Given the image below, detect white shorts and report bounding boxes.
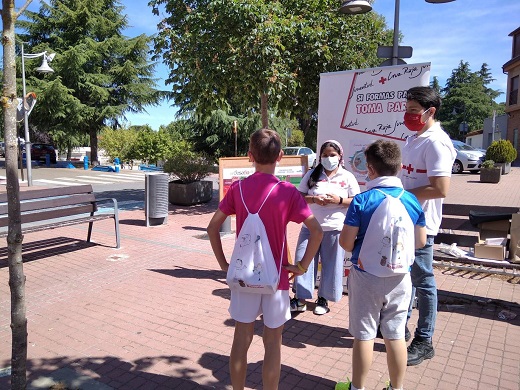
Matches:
[348,266,412,340]
[229,289,291,329]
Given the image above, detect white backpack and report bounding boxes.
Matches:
[357,189,415,277]
[226,180,284,294]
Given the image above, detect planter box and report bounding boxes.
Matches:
[480,167,501,183]
[494,162,511,175]
[168,180,213,206]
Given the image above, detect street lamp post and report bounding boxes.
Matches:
[20,43,55,186]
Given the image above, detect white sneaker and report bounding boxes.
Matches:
[313,297,330,315]
[290,297,307,312]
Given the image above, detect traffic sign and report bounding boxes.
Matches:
[377,46,413,59]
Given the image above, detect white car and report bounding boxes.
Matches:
[451,140,486,174]
[282,146,316,169]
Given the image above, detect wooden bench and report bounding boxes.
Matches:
[0,184,120,248]
[433,203,520,274]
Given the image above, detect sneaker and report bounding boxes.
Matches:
[335,378,351,390]
[290,297,307,312]
[313,296,330,315]
[405,326,411,342]
[407,337,435,366]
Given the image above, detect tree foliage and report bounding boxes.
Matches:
[438,61,503,139]
[149,0,392,137]
[19,0,164,161]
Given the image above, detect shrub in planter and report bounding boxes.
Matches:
[486,140,517,174]
[163,146,214,205]
[480,159,501,183]
[486,140,517,163]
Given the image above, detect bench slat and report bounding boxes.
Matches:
[0,214,114,237]
[0,204,96,227]
[0,184,94,203]
[0,193,96,215]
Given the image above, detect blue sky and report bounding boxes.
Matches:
[25,0,520,130]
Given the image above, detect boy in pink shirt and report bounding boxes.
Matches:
[207,128,323,389]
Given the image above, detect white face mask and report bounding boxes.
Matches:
[321,156,339,171]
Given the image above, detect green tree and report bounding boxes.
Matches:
[132,125,173,165]
[438,61,502,139]
[149,0,392,136]
[19,0,163,162]
[99,126,138,162]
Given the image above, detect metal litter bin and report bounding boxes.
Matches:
[145,172,169,226]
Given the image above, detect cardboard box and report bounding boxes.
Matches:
[474,242,506,260]
[474,220,509,260]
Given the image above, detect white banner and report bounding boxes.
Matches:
[318,63,431,185]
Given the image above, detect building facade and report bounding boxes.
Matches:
[503,26,520,159]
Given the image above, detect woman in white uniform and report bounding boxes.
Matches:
[290,140,360,315]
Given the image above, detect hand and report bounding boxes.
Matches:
[314,196,327,206]
[284,264,305,280]
[325,194,338,204]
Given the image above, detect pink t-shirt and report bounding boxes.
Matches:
[219,172,312,290]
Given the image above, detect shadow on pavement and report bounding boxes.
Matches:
[0,237,95,268]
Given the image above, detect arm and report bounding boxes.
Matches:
[339,224,358,252]
[206,209,230,271]
[408,176,451,202]
[284,215,323,277]
[415,225,427,249]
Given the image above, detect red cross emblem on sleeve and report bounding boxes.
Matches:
[403,164,414,174]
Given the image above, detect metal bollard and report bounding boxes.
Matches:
[114,157,121,173]
[84,155,89,170]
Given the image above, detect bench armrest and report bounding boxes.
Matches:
[94,197,119,213]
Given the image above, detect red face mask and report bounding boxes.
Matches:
[403,108,431,131]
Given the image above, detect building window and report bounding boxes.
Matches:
[514,33,520,59]
[510,76,519,105]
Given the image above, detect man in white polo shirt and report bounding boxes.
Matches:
[400,86,456,366]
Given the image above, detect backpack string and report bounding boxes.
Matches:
[238,179,281,214]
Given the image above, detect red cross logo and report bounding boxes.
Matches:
[403,164,414,174]
[339,181,346,187]
[379,76,387,85]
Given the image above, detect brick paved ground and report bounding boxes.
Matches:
[0,168,519,389]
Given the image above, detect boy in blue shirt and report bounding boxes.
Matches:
[338,140,426,390]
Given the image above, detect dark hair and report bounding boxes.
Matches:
[364,139,401,177]
[308,141,342,188]
[249,128,281,165]
[406,86,441,118]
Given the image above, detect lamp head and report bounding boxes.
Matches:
[339,0,372,14]
[35,52,55,74]
[35,57,54,74]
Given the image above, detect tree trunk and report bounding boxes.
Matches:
[89,127,99,163]
[2,1,30,389]
[260,93,268,128]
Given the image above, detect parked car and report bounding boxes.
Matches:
[282,146,316,169]
[30,143,57,164]
[0,142,5,157]
[451,140,485,174]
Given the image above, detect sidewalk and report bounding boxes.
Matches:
[0,170,519,389]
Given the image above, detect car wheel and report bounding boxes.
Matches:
[452,160,463,174]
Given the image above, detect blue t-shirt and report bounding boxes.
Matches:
[344,186,426,268]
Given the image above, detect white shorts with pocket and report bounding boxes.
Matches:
[229,289,291,329]
[348,266,412,340]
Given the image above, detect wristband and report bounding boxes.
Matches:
[339,196,343,205]
[296,262,308,273]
